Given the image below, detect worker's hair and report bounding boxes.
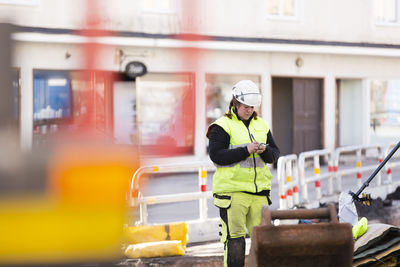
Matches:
[224,97,258,120]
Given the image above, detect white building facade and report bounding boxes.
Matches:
[3,0,400,164]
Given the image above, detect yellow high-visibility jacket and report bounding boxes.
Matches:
[208,112,273,194]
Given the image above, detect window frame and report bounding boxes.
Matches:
[140,0,178,15]
[136,71,196,156]
[204,73,263,125]
[369,78,400,144]
[265,0,301,21]
[373,0,400,26]
[31,69,120,143]
[32,69,74,123]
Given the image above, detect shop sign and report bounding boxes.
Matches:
[125,61,147,78]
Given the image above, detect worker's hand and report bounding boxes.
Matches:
[247,142,260,154]
[255,143,267,154]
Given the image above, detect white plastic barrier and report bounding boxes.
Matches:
[129,162,222,243]
[129,161,215,225]
[333,144,385,192]
[277,154,299,209]
[277,143,400,209]
[298,149,334,207]
[384,143,400,193]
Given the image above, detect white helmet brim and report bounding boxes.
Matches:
[234,93,262,107]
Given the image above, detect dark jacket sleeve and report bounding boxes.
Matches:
[259,131,280,164]
[207,124,250,165]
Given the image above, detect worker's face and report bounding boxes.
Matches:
[237,103,254,120]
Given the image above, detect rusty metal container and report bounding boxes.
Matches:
[248,205,354,267]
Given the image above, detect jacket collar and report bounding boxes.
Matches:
[231,107,254,125]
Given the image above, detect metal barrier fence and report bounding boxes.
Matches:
[129,161,215,225]
[278,143,400,209]
[333,144,384,191]
[298,149,334,208]
[128,143,400,224]
[277,154,299,209]
[384,143,400,193]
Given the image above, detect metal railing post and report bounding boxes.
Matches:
[293,159,300,206]
[377,148,383,186]
[356,149,362,188]
[285,160,293,208]
[385,143,395,194]
[327,156,334,195]
[333,148,342,193]
[313,155,321,200]
[277,156,287,209]
[198,167,208,221]
[138,192,147,225]
[298,153,308,203]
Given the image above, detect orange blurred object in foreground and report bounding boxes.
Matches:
[48,142,137,207]
[0,0,141,264]
[0,142,139,265]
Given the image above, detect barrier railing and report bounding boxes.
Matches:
[277,143,400,209]
[129,161,215,225]
[298,149,334,207]
[333,144,384,192]
[384,143,400,193]
[131,143,400,222]
[277,154,299,209]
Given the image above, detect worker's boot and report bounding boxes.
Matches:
[226,236,245,267]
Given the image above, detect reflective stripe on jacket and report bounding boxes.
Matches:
[209,113,273,194]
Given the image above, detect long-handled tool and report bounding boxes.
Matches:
[338,141,400,224]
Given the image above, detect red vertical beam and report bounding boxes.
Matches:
[78,0,111,135]
[157,0,210,155]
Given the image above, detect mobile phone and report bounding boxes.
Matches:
[258,143,266,150]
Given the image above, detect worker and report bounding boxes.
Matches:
[206,80,280,267]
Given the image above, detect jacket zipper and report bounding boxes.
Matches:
[247,128,258,193]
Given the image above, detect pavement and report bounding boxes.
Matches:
[119,239,252,267]
[19,240,240,267]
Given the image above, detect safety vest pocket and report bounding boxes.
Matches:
[213,193,232,209]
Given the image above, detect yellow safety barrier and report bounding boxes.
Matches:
[124,222,188,246]
[124,240,185,258]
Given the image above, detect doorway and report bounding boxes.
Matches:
[272,77,323,156]
[336,79,363,146]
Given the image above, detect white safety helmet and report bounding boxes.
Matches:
[232,80,262,107]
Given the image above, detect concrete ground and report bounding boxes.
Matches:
[119,239,251,267]
[117,193,400,267]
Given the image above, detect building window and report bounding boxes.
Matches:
[136,73,195,156]
[140,0,176,13]
[370,80,400,144]
[33,71,72,122]
[374,0,400,24]
[113,80,137,145]
[267,0,297,18]
[206,74,262,127]
[338,79,364,146]
[32,70,116,147]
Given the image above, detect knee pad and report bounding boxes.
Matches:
[226,237,245,267]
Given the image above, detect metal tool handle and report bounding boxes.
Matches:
[261,204,338,226]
